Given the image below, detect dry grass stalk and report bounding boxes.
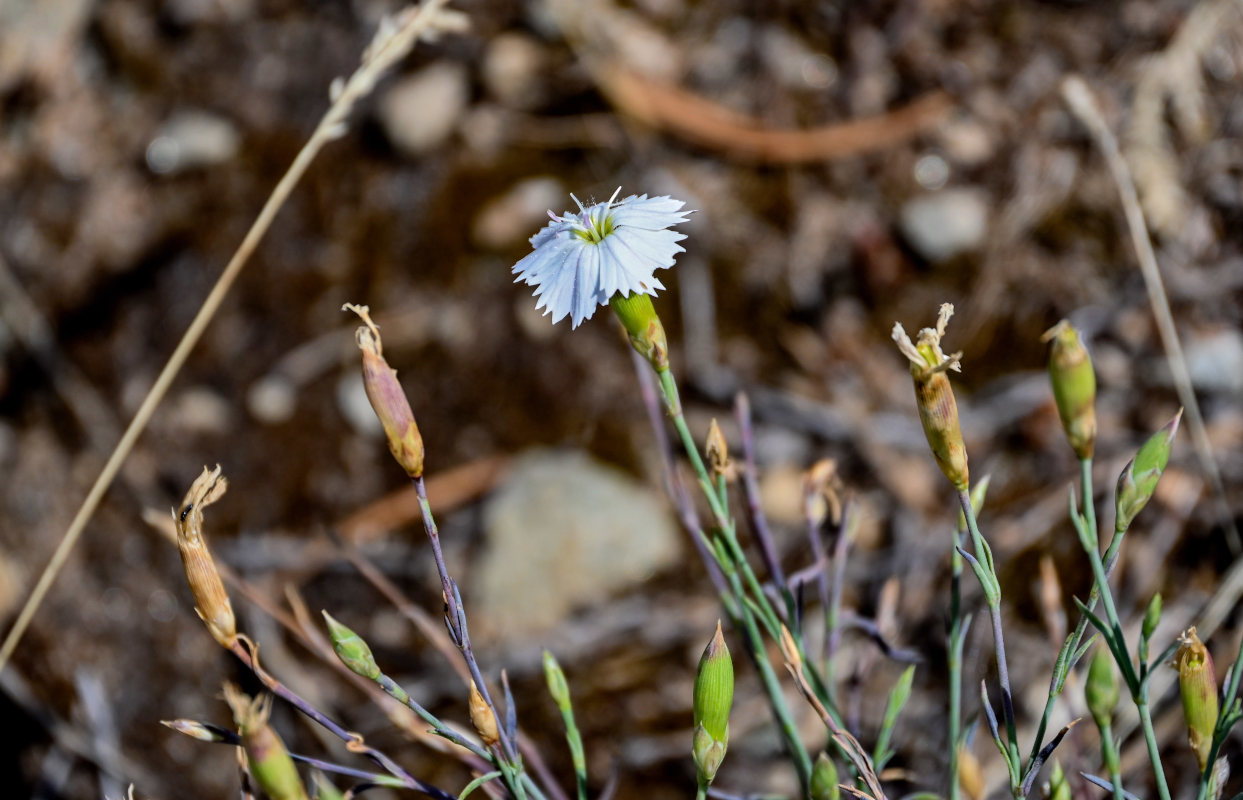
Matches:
[0,0,459,675]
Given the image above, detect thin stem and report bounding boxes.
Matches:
[228,640,452,799]
[412,476,525,800]
[1099,721,1124,800]
[1137,702,1173,800]
[375,675,491,761]
[695,784,707,800]
[948,524,965,800]
[0,0,454,676]
[726,564,813,796]
[824,508,852,708]
[736,393,791,606]
[957,491,1020,774]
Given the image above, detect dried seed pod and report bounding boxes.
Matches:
[344,303,425,478]
[893,304,969,491]
[705,419,730,477]
[1043,320,1097,460]
[223,684,309,800]
[175,465,236,649]
[468,681,500,747]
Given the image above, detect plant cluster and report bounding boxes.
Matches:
[161,189,1243,800]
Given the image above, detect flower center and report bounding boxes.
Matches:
[572,207,615,244]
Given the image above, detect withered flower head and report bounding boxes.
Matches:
[175,465,236,648]
[223,684,309,800]
[892,304,969,490]
[344,303,425,478]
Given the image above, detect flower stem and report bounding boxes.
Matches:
[1137,701,1172,800]
[948,524,966,800]
[1099,721,1124,800]
[957,490,1021,785]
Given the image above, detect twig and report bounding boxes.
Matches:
[0,0,458,676]
[1060,74,1240,555]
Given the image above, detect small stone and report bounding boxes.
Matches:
[379,62,470,157]
[475,449,680,640]
[1183,329,1243,395]
[247,375,297,424]
[898,188,989,262]
[337,373,382,436]
[472,177,564,249]
[482,33,545,109]
[146,110,241,174]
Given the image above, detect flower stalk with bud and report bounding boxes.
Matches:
[693,622,734,797]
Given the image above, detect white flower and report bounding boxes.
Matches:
[512,189,693,328]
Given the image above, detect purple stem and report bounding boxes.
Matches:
[734,392,788,593]
[825,500,854,666]
[412,476,521,766]
[631,351,729,598]
[228,640,452,799]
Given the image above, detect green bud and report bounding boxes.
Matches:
[1143,594,1163,641]
[1115,410,1181,532]
[610,292,669,372]
[1046,759,1071,800]
[312,773,347,800]
[542,650,571,710]
[1085,646,1119,730]
[322,611,381,681]
[161,718,236,743]
[1176,627,1219,773]
[1043,321,1097,460]
[224,684,309,800]
[810,753,840,800]
[692,621,733,786]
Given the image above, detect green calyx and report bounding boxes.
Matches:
[1115,410,1181,532]
[810,752,840,800]
[693,622,734,744]
[1044,320,1097,460]
[542,650,572,710]
[322,611,381,681]
[1085,646,1119,730]
[1143,593,1163,641]
[610,292,669,371]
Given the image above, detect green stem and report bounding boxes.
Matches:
[1100,721,1123,800]
[1137,701,1172,800]
[948,535,964,800]
[695,784,707,800]
[958,491,1021,783]
[726,564,813,796]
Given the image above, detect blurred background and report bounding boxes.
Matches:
[1,0,1242,797]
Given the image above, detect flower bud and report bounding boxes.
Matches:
[1115,410,1181,532]
[893,304,969,491]
[223,684,309,800]
[610,292,670,372]
[344,304,425,478]
[1175,627,1219,772]
[810,752,840,800]
[175,466,237,649]
[1045,759,1070,800]
[705,419,730,477]
[542,650,571,710]
[161,718,237,743]
[1043,320,1097,460]
[692,621,733,786]
[322,611,381,681]
[1085,646,1119,730]
[469,681,500,747]
[1143,593,1163,642]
